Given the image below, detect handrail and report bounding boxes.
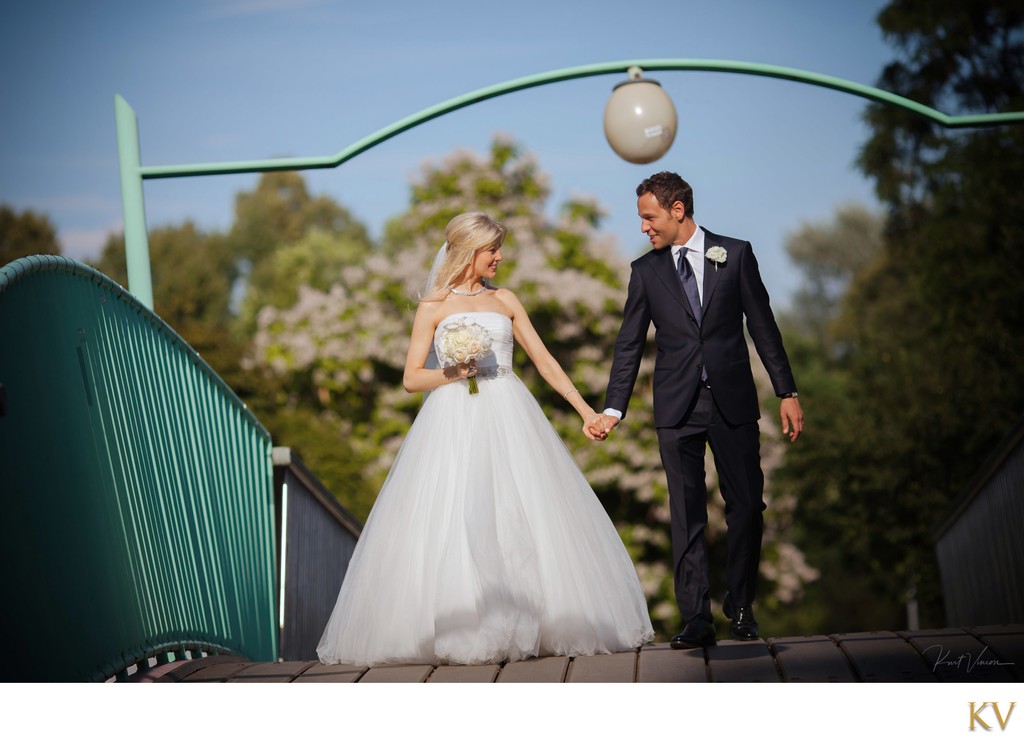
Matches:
[0,256,278,680]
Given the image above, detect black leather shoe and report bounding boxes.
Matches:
[670,618,716,649]
[723,592,760,640]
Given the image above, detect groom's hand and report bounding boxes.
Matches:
[583,413,606,440]
[584,413,619,441]
[780,397,803,443]
[584,413,618,441]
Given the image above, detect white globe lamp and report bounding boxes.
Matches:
[603,67,677,164]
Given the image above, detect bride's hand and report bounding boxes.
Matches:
[583,412,610,441]
[442,360,477,381]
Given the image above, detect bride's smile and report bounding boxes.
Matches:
[475,244,502,279]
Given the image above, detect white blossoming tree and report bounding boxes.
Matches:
[249,139,816,638]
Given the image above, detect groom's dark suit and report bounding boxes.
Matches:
[604,227,796,624]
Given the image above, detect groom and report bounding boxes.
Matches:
[587,171,803,649]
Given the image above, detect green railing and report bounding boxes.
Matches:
[0,256,278,681]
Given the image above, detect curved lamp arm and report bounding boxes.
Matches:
[117,58,1024,307]
[135,58,1024,181]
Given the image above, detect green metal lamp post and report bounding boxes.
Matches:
[115,57,1024,310]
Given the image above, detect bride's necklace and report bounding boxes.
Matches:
[447,283,488,296]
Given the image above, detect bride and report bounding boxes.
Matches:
[317,211,653,666]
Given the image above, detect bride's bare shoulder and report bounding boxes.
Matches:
[413,295,448,326]
[417,288,458,321]
[493,287,525,313]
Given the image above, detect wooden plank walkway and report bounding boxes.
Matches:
[143,625,1023,683]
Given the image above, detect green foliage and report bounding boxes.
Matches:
[229,172,374,336]
[776,0,1024,630]
[238,228,371,334]
[228,172,371,266]
[0,205,60,265]
[778,204,883,350]
[861,1,1024,208]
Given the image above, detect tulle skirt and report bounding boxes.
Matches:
[317,371,654,666]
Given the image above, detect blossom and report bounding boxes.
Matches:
[705,245,727,269]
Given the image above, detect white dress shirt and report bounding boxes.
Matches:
[672,225,706,307]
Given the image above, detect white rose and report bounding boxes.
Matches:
[705,246,727,265]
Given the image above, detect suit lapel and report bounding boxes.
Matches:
[700,227,722,314]
[650,248,692,315]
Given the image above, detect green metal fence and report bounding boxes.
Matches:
[0,256,278,681]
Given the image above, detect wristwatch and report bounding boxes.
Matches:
[779,392,799,399]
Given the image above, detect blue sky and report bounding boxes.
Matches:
[1,0,893,304]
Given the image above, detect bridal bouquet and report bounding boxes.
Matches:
[437,318,493,395]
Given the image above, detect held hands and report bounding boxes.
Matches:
[583,413,619,441]
[780,396,804,443]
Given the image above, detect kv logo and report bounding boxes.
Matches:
[969,702,1016,731]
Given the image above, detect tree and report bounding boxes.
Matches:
[0,205,60,266]
[773,206,898,632]
[778,204,884,350]
[779,0,1024,628]
[238,228,371,335]
[228,171,371,267]
[229,172,374,335]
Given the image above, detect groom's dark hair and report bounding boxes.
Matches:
[637,172,693,217]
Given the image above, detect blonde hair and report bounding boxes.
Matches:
[428,212,507,295]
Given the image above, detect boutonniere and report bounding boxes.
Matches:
[705,246,727,270]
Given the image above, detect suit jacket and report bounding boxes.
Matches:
[604,228,796,428]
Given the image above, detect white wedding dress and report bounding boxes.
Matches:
[317,312,653,666]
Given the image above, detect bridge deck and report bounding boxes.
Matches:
[138,624,1023,683]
